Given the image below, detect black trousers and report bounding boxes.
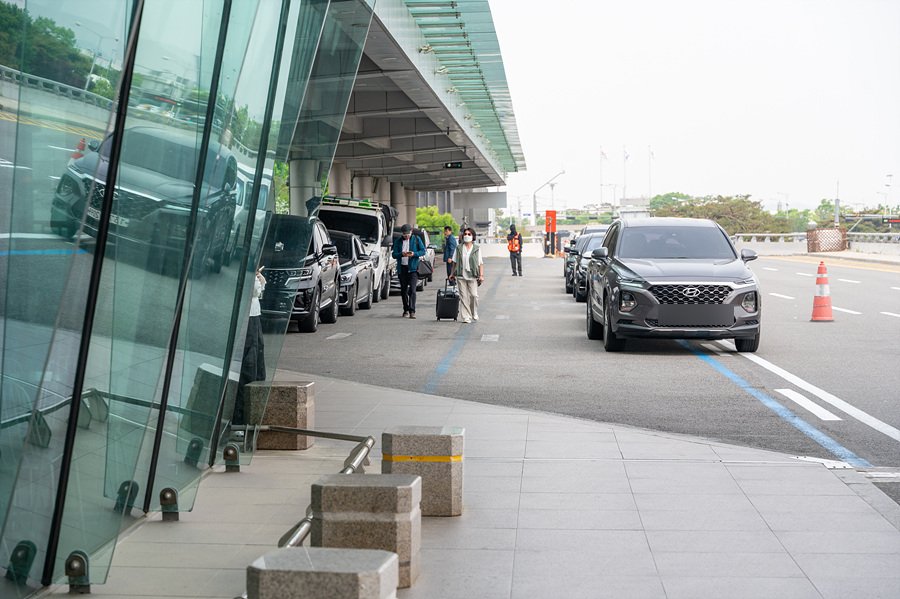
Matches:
[233,315,265,425]
[399,265,419,313]
[510,251,522,275]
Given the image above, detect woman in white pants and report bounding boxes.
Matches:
[448,227,484,323]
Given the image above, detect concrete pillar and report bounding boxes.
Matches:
[311,474,421,588]
[382,426,464,516]
[247,547,399,599]
[373,177,390,206]
[352,175,374,201]
[404,188,417,227]
[289,159,321,217]
[390,182,405,227]
[328,162,351,197]
[244,381,315,450]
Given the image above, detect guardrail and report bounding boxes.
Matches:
[0,64,115,109]
[847,232,900,243]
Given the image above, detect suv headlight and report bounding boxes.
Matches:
[340,273,352,284]
[741,291,757,312]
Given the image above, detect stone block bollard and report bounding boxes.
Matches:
[181,363,238,439]
[244,380,315,450]
[382,426,464,516]
[247,546,399,599]
[311,474,421,588]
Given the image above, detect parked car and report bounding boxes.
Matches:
[330,230,375,316]
[564,232,603,292]
[223,163,271,267]
[259,215,340,333]
[571,232,607,302]
[586,218,761,352]
[51,126,237,278]
[317,196,397,302]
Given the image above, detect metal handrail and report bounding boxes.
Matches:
[235,429,375,599]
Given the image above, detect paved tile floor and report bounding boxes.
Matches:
[45,371,900,599]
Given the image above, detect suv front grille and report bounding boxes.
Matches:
[89,185,161,221]
[266,269,291,288]
[649,284,732,305]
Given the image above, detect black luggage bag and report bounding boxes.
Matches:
[436,279,460,321]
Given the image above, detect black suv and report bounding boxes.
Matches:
[259,215,340,333]
[586,218,761,352]
[51,126,237,278]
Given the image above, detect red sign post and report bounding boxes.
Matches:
[545,210,557,255]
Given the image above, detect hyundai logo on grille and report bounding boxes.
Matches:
[682,288,700,298]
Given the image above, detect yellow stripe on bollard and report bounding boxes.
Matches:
[382,454,462,462]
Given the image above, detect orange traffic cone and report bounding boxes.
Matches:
[68,138,85,166]
[810,261,834,322]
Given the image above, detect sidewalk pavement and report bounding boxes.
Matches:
[58,370,900,599]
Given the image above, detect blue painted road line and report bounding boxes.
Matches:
[422,268,503,395]
[677,340,873,467]
[422,326,474,395]
[0,249,87,256]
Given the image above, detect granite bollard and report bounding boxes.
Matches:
[247,546,399,599]
[244,380,315,450]
[381,426,464,516]
[310,474,421,588]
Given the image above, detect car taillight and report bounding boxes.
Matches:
[620,291,637,313]
[741,291,757,312]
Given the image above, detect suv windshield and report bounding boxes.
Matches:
[333,236,353,260]
[317,211,379,244]
[618,226,737,260]
[261,216,314,267]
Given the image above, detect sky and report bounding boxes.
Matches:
[489,0,900,216]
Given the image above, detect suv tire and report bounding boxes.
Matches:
[735,332,760,353]
[360,280,373,309]
[340,283,357,316]
[321,278,339,324]
[586,293,603,340]
[300,287,321,333]
[602,296,626,352]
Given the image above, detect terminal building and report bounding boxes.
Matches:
[0,0,523,595]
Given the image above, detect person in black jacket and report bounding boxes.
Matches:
[507,224,523,276]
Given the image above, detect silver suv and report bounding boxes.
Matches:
[586,218,761,352]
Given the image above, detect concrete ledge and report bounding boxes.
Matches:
[382,426,464,516]
[245,381,315,450]
[311,474,421,588]
[181,363,238,440]
[247,547,398,599]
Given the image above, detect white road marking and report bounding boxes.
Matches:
[891,287,900,291]
[47,145,75,152]
[326,333,352,340]
[838,279,861,284]
[481,334,499,342]
[701,343,730,356]
[763,267,779,271]
[717,342,900,442]
[831,307,862,315]
[796,272,815,277]
[881,312,900,318]
[768,293,795,300]
[776,389,842,421]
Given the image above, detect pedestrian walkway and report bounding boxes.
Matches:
[50,370,900,599]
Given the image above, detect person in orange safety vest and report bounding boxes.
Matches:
[507,224,523,276]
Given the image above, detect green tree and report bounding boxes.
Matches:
[653,195,790,235]
[650,192,691,211]
[273,161,290,214]
[415,206,458,232]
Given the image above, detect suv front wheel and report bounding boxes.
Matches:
[300,287,320,333]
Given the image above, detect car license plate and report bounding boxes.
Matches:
[657,304,733,326]
[86,206,129,227]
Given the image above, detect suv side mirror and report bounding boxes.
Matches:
[740,248,758,262]
[591,247,608,260]
[88,140,101,153]
[322,244,338,256]
[381,234,392,247]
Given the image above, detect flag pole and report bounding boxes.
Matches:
[623,145,627,200]
[599,146,604,206]
[648,145,652,200]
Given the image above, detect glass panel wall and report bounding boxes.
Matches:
[0,1,132,594]
[0,0,378,594]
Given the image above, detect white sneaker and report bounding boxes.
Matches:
[462,319,471,324]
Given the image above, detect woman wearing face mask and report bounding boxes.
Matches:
[448,227,484,323]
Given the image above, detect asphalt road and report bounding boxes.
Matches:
[276,253,900,496]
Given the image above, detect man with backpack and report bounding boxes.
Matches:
[507,224,523,276]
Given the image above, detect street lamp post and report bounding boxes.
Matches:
[531,170,565,227]
[76,22,118,92]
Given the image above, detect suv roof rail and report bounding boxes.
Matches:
[322,196,380,211]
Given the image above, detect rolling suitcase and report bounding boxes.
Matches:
[436,279,460,321]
